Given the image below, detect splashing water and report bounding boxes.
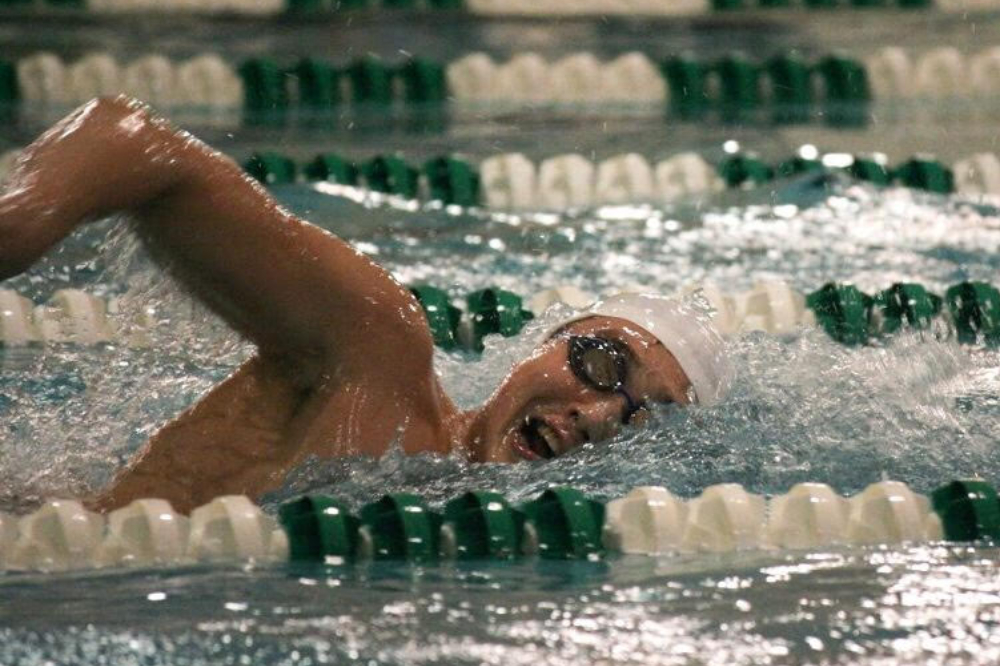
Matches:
[3,176,1000,665]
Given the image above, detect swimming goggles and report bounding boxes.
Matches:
[566,335,648,425]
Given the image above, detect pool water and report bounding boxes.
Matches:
[2,173,1000,664]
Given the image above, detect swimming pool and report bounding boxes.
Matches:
[2,168,1000,663]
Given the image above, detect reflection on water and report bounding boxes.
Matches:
[2,178,1000,664]
[2,545,1000,665]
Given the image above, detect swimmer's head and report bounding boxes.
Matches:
[462,293,732,462]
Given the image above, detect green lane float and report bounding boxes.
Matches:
[410,285,462,350]
[775,155,824,178]
[0,59,18,107]
[348,57,394,106]
[441,491,525,559]
[243,151,297,186]
[766,53,813,124]
[294,59,342,112]
[848,155,893,185]
[466,287,534,351]
[279,495,360,563]
[815,55,870,126]
[361,155,420,198]
[520,487,606,559]
[239,58,289,124]
[806,283,873,345]
[424,156,481,206]
[718,154,774,188]
[358,493,441,562]
[716,54,761,122]
[873,283,942,334]
[661,56,708,120]
[931,480,1000,542]
[894,157,955,194]
[397,58,447,104]
[304,153,359,185]
[945,282,1000,346]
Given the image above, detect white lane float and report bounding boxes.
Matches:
[953,153,1000,195]
[17,52,69,106]
[496,53,551,103]
[67,53,122,105]
[915,47,968,98]
[0,148,20,183]
[601,52,667,104]
[467,0,709,15]
[864,47,915,99]
[936,0,1000,11]
[846,481,942,545]
[970,47,1000,96]
[655,152,724,202]
[479,153,537,209]
[0,512,16,569]
[766,483,850,549]
[550,53,604,103]
[187,495,285,563]
[537,153,595,209]
[595,153,655,205]
[603,486,688,555]
[445,53,499,102]
[681,484,767,553]
[0,289,40,346]
[7,500,105,572]
[33,289,114,345]
[678,282,741,338]
[105,296,156,348]
[122,55,178,108]
[736,280,813,336]
[175,53,244,111]
[529,285,596,314]
[96,499,190,568]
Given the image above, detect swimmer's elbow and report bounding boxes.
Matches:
[90,94,152,120]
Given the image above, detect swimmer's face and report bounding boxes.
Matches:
[466,315,692,463]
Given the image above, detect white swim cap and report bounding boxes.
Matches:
[543,292,733,406]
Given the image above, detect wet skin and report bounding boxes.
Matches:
[0,97,690,513]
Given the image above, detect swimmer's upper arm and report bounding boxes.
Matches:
[141,161,435,377]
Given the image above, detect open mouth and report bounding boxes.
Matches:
[515,416,563,460]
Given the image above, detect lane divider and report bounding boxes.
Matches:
[245,149,993,205]
[2,0,952,16]
[6,477,1000,572]
[412,279,1000,350]
[0,288,154,347]
[5,47,1000,124]
[248,149,998,203]
[2,279,998,351]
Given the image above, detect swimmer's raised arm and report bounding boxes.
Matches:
[0,96,724,515]
[0,96,432,379]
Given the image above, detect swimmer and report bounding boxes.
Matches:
[0,97,731,513]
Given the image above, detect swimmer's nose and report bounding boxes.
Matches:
[571,395,631,444]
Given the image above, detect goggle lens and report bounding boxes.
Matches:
[568,336,628,392]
